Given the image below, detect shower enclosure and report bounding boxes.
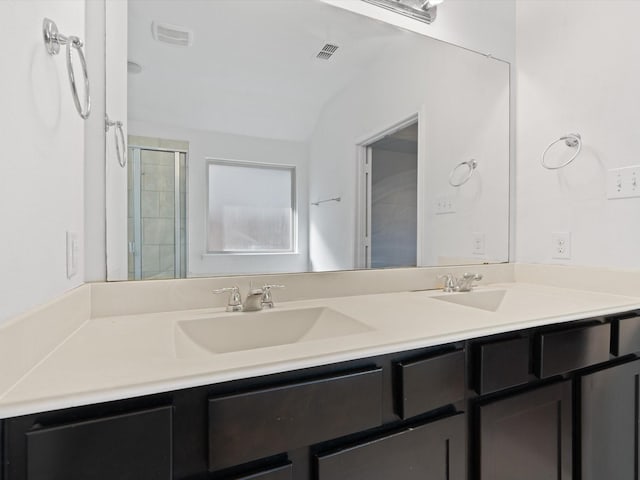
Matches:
[127,139,187,280]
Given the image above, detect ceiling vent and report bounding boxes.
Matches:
[316,43,339,60]
[151,21,193,47]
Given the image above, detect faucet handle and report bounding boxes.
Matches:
[462,272,483,281]
[438,274,457,292]
[213,286,243,312]
[261,284,285,308]
[457,273,483,292]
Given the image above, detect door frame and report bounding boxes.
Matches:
[354,107,427,269]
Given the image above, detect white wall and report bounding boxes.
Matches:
[129,120,310,276]
[0,1,85,325]
[308,33,510,271]
[324,0,515,63]
[515,0,640,269]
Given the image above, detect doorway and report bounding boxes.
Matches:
[127,139,188,280]
[362,121,418,269]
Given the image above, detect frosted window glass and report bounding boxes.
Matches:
[207,162,295,252]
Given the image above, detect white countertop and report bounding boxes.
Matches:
[1,281,639,418]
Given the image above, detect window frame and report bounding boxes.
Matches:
[205,158,298,255]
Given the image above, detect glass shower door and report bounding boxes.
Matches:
[128,146,187,280]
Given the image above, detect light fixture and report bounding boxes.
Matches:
[362,0,445,24]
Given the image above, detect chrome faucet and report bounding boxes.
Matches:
[213,284,285,312]
[439,274,458,293]
[438,273,483,293]
[457,273,483,292]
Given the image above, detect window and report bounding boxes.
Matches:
[207,160,296,253]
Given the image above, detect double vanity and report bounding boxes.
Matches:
[2,265,640,480]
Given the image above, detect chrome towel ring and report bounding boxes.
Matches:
[105,115,127,168]
[43,18,91,120]
[449,159,478,187]
[541,133,582,170]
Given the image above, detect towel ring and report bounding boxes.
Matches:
[105,115,127,168]
[43,18,91,119]
[541,133,582,170]
[449,159,478,187]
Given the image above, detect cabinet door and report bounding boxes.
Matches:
[581,359,640,480]
[478,381,572,480]
[317,414,466,480]
[25,406,172,480]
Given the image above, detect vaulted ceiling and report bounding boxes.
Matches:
[128,0,410,141]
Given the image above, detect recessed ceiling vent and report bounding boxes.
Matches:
[151,21,193,47]
[316,43,339,60]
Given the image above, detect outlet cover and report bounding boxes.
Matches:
[551,232,571,260]
[472,232,485,255]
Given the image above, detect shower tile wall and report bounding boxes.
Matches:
[141,149,176,279]
[128,136,188,280]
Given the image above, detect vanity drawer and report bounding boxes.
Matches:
[208,368,383,471]
[316,414,466,480]
[535,323,611,378]
[611,313,640,356]
[232,463,292,480]
[474,337,530,395]
[26,406,172,480]
[396,349,465,419]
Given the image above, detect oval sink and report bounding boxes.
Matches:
[175,307,372,356]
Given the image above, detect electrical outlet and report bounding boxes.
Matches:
[472,232,485,255]
[551,232,571,260]
[66,231,79,279]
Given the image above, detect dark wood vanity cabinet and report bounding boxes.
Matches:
[207,368,384,471]
[396,350,465,419]
[473,336,530,395]
[0,346,465,480]
[316,413,466,480]
[4,311,640,480]
[477,381,573,480]
[580,358,640,479]
[3,406,173,480]
[535,322,611,378]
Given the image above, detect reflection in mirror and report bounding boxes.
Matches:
[110,0,510,280]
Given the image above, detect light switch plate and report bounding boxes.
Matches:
[607,166,640,199]
[435,195,456,215]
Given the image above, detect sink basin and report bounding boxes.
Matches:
[432,289,508,312]
[175,307,372,356]
[429,286,623,316]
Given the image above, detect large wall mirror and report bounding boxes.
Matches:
[106,0,510,281]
